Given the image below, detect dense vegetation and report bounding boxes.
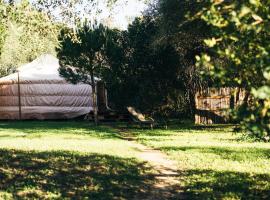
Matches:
[0,0,270,139]
[102,0,210,119]
[57,23,111,124]
[0,0,270,198]
[0,0,59,75]
[197,0,270,140]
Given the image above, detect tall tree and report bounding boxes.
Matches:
[152,0,210,117]
[57,23,109,124]
[33,0,96,29]
[0,1,6,55]
[0,0,60,76]
[103,16,185,118]
[32,0,129,28]
[103,0,210,118]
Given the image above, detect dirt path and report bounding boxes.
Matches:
[118,129,184,200]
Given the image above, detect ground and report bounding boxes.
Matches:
[0,121,156,199]
[0,121,269,199]
[130,124,270,199]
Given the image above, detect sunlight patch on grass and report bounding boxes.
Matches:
[0,121,139,158]
[0,138,139,158]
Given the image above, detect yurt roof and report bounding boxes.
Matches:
[0,54,65,82]
[0,54,96,84]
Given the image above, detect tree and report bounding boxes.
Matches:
[33,0,97,29]
[31,0,135,29]
[57,23,109,124]
[102,16,185,118]
[0,0,60,76]
[102,0,211,119]
[152,0,211,117]
[197,0,270,140]
[0,1,6,56]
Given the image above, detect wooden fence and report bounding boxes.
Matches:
[195,87,246,124]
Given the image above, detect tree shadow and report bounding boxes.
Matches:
[166,123,235,133]
[115,124,235,141]
[0,149,158,199]
[115,121,234,132]
[180,169,270,200]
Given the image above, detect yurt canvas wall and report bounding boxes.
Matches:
[195,87,246,124]
[0,55,95,120]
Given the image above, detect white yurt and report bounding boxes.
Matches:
[0,54,95,120]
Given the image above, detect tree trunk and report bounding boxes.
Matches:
[243,91,250,107]
[188,89,196,121]
[90,71,98,125]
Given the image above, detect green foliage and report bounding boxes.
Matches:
[33,0,96,28]
[103,0,210,118]
[0,0,60,76]
[57,23,112,123]
[103,17,185,117]
[57,23,109,84]
[197,0,270,140]
[154,0,211,117]
[0,22,22,74]
[0,1,7,57]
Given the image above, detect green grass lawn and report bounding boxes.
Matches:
[1,121,270,200]
[130,124,270,200]
[0,121,155,200]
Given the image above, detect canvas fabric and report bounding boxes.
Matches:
[0,55,93,120]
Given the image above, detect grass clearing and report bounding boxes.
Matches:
[0,121,138,157]
[1,121,270,199]
[129,124,270,199]
[0,121,155,200]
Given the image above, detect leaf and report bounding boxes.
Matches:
[204,38,217,47]
[249,0,261,6]
[263,68,270,80]
[252,14,263,24]
[239,6,251,18]
[252,86,270,99]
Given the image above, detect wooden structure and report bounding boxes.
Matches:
[195,87,246,124]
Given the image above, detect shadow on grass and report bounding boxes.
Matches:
[181,169,270,200]
[114,122,235,136]
[0,149,155,199]
[0,121,121,139]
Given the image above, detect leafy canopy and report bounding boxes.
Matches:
[197,0,270,140]
[0,0,60,76]
[102,0,210,118]
[57,23,109,84]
